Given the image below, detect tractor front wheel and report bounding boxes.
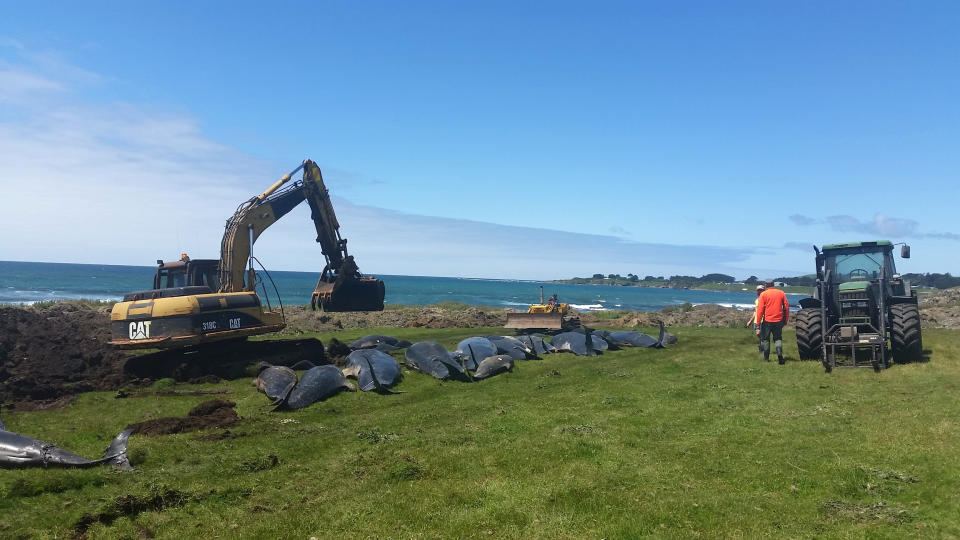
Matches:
[890,304,923,363]
[795,308,823,361]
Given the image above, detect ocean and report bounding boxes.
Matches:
[0,260,804,312]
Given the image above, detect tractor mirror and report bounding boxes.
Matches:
[901,245,911,259]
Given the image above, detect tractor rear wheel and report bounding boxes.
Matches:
[795,308,823,360]
[890,304,923,363]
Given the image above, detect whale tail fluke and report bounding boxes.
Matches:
[103,428,134,471]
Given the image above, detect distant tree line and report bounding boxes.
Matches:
[757,275,817,287]
[580,273,738,287]
[901,273,960,289]
[576,272,960,289]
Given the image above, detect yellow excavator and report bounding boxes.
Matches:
[109,159,385,350]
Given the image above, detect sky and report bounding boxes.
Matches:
[1,1,957,280]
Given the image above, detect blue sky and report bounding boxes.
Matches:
[1,1,957,280]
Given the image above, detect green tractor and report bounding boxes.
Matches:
[795,240,923,372]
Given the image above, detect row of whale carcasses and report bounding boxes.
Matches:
[256,327,671,409]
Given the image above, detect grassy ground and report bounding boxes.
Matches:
[2,327,958,538]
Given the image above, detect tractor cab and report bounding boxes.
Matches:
[824,243,894,284]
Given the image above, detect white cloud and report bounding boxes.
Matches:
[0,68,63,101]
[251,198,758,280]
[789,212,958,243]
[0,51,763,280]
[0,64,274,265]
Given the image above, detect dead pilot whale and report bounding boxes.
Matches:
[0,417,133,470]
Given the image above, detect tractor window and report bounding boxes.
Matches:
[831,252,884,282]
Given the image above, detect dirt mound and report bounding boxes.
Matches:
[280,303,507,333]
[920,287,960,329]
[0,303,128,408]
[126,399,240,436]
[0,301,327,409]
[581,303,754,329]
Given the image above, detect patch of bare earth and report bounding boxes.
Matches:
[125,399,240,436]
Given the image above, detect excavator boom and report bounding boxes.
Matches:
[109,159,384,350]
[218,159,384,311]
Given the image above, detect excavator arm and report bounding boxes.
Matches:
[218,159,384,311]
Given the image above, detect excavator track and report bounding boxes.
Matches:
[122,337,326,381]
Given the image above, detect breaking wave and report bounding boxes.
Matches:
[569,303,605,311]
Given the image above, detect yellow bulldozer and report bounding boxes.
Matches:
[109,159,384,350]
[504,286,581,331]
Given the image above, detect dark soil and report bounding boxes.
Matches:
[0,302,325,409]
[0,303,127,409]
[126,399,240,436]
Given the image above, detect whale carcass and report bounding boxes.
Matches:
[343,349,402,392]
[405,342,469,381]
[349,335,412,352]
[473,355,514,380]
[455,337,498,370]
[550,331,609,356]
[0,418,133,470]
[274,365,356,410]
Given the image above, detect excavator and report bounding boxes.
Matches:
[109,159,384,351]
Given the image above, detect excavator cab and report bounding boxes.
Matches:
[153,255,220,291]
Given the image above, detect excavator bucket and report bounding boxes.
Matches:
[312,277,385,312]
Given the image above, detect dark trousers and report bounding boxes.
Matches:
[760,321,785,357]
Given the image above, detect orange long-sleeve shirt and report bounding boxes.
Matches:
[756,287,789,324]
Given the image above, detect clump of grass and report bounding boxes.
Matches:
[560,424,598,434]
[388,457,424,481]
[238,455,279,472]
[820,500,913,524]
[5,474,109,498]
[357,429,399,444]
[152,378,176,389]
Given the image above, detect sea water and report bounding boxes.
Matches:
[0,261,803,311]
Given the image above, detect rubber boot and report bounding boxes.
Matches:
[776,340,784,365]
[762,340,770,362]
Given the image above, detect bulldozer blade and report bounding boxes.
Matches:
[505,313,564,330]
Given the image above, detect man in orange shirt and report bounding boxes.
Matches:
[755,279,790,364]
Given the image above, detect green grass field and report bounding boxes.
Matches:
[2,327,958,538]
